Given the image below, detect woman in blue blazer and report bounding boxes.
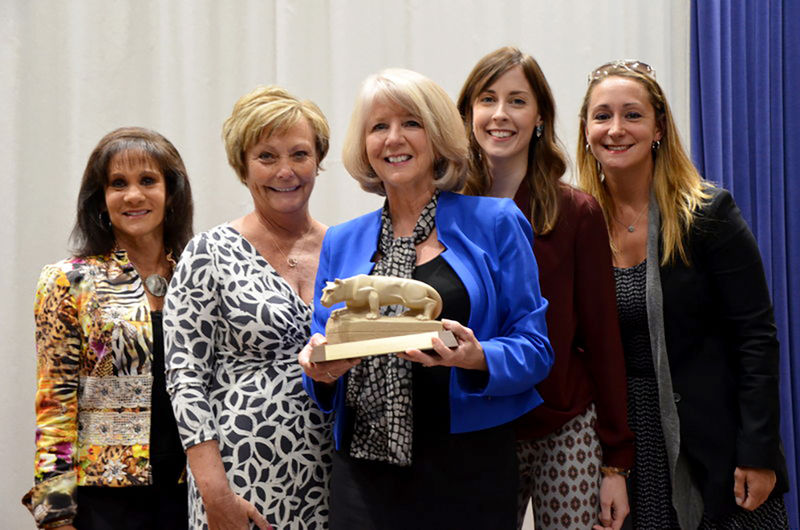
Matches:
[299,68,553,529]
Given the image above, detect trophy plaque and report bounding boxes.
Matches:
[309,274,457,362]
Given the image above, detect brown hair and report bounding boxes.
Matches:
[576,63,710,265]
[71,127,194,257]
[457,46,567,235]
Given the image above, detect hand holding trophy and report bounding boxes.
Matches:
[309,274,457,363]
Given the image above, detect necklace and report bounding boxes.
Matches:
[144,274,169,297]
[613,203,648,233]
[265,224,313,269]
[116,247,171,297]
[269,232,298,268]
[253,211,314,269]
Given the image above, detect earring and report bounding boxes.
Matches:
[535,124,544,138]
[98,211,111,229]
[585,142,590,152]
[651,140,661,151]
[595,160,605,182]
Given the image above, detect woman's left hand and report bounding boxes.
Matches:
[734,466,777,511]
[398,319,487,371]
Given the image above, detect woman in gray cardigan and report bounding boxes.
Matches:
[577,60,788,529]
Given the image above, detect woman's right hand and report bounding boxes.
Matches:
[205,489,271,530]
[298,333,361,384]
[187,440,272,530]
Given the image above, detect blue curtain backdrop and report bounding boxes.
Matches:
[691,0,800,525]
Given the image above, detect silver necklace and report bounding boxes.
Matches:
[613,203,648,233]
[144,274,169,297]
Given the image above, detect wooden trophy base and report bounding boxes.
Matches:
[310,312,457,362]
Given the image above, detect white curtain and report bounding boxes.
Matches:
[1,1,689,526]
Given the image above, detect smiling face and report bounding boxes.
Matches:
[365,98,435,199]
[244,118,318,219]
[104,150,167,246]
[471,66,540,169]
[585,76,662,178]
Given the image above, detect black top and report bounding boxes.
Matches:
[411,255,470,438]
[329,256,518,530]
[149,311,185,485]
[614,261,655,379]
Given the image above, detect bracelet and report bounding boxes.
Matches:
[600,465,631,478]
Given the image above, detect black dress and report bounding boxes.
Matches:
[614,261,680,529]
[330,256,518,530]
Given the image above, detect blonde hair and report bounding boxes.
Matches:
[223,86,330,184]
[457,46,567,235]
[342,68,469,196]
[576,66,711,265]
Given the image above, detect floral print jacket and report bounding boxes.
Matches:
[23,251,164,528]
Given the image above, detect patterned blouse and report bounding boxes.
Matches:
[23,250,170,528]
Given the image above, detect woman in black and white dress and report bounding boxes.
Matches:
[164,86,333,530]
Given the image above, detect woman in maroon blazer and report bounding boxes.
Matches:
[458,46,634,530]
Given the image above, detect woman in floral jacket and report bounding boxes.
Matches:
[23,127,193,529]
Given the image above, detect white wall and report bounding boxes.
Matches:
[1,1,690,526]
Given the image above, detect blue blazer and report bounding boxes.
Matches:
[303,192,554,449]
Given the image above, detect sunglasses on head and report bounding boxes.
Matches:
[588,60,656,83]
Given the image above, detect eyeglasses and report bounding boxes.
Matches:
[588,60,656,83]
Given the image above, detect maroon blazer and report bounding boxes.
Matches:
[513,184,634,468]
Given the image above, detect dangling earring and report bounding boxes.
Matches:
[651,140,661,152]
[535,124,544,138]
[596,160,605,182]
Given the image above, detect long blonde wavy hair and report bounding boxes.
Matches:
[576,64,711,265]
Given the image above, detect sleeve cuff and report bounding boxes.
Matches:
[22,472,77,528]
[736,438,784,473]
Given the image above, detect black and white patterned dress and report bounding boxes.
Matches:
[164,224,332,529]
[614,260,680,529]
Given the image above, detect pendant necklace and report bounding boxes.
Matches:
[144,274,169,297]
[118,247,171,297]
[614,203,648,233]
[270,233,299,268]
[255,210,314,269]
[266,224,313,269]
